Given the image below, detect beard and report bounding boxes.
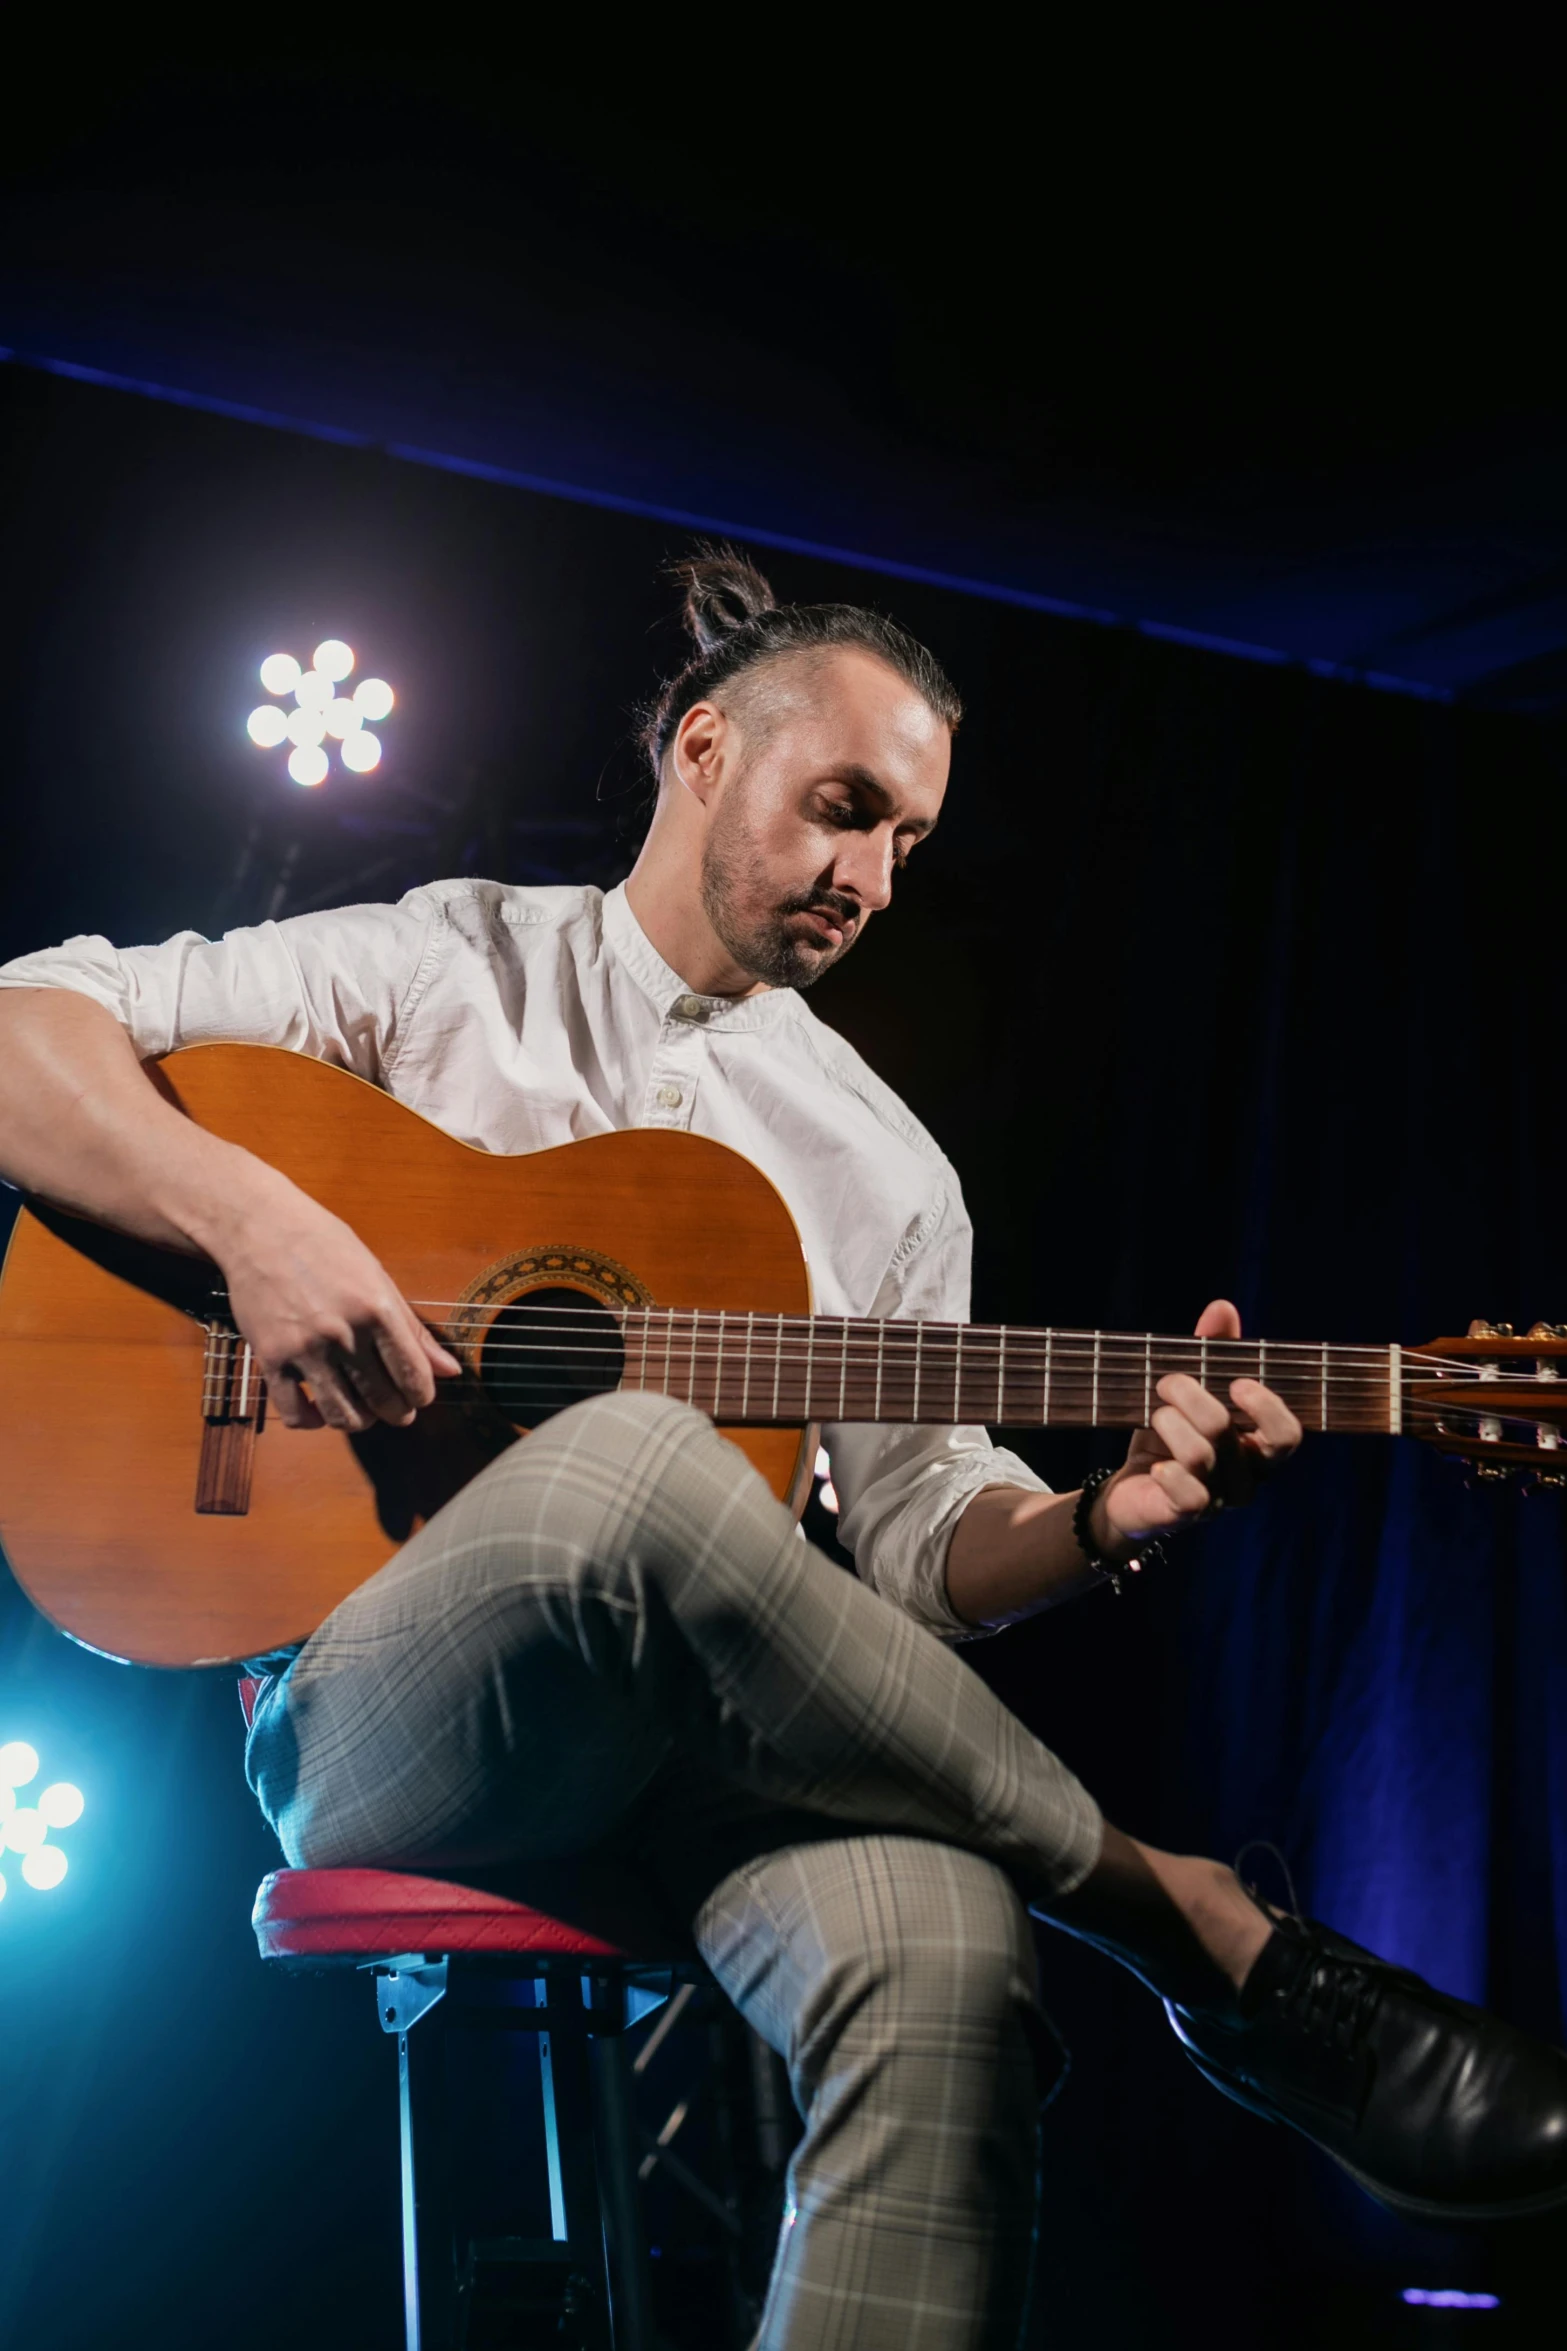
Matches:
[700,805,862,990]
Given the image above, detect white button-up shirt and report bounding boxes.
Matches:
[0,880,1047,1637]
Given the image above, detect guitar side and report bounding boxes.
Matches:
[0,1044,814,1667]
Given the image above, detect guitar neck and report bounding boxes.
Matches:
[618,1314,1402,1433]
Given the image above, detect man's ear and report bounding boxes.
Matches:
[671,699,725,805]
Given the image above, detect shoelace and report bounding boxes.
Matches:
[1278,1941,1385,2056]
[1234,1839,1385,2055]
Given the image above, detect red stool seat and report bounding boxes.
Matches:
[253,1866,632,1961]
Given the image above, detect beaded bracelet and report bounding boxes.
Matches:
[1072,1466,1165,1596]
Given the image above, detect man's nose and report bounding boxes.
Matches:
[835,830,896,914]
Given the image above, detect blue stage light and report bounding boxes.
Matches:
[1401,2287,1501,2309]
[0,1742,84,1903]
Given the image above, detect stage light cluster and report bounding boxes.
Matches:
[247,639,395,787]
[0,1740,84,1902]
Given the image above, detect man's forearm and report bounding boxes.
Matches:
[0,987,283,1256]
[945,1481,1108,1628]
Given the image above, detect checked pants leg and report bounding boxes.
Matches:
[246,1391,1102,2347]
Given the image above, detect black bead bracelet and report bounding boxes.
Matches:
[1072,1465,1165,1596]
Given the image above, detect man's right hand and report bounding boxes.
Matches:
[214,1168,461,1433]
[0,991,458,1431]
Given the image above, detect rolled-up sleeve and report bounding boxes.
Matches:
[827,1177,1049,1642]
[0,896,441,1075]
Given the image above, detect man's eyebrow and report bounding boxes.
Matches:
[833,765,939,835]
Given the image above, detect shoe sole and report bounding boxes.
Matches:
[1180,2049,1567,2224]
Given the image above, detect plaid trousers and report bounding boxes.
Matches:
[248,1391,1103,2349]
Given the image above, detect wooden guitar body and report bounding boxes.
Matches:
[0,1045,814,1668]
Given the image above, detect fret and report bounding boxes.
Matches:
[622,1316,1410,1437]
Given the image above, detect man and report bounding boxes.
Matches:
[1,552,1563,2349]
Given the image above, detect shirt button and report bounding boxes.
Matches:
[656,1083,683,1109]
[672,994,708,1022]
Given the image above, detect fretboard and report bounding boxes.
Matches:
[618,1313,1403,1433]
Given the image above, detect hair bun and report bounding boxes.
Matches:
[675,544,776,655]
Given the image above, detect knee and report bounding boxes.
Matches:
[493,1387,710,1510]
[542,1386,708,1452]
[474,1387,741,1570]
[790,1843,1039,2075]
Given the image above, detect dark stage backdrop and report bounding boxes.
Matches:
[1,366,1564,2347]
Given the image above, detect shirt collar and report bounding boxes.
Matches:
[601,883,795,1032]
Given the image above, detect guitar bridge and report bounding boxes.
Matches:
[196,1320,266,1515]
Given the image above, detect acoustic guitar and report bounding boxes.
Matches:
[0,1043,1561,1669]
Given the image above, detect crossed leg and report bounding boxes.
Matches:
[243,1392,1310,2347]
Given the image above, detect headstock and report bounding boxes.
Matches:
[1405,1321,1567,1486]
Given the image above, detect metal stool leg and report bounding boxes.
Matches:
[591,2033,657,2351]
[381,1962,458,2351]
[540,2004,615,2349]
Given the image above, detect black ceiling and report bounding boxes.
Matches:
[4,48,1564,704]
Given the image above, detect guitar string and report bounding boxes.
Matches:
[141,1361,1558,1437]
[405,1299,1490,1363]
[400,1317,1482,1380]
[178,1296,1486,1376]
[178,1319,1493,1386]
[412,1339,1483,1390]
[169,1381,1563,1442]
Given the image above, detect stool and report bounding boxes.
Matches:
[253,1863,691,2350]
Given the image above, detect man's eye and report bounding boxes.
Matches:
[820,801,858,828]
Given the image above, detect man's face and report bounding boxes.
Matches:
[693,648,951,989]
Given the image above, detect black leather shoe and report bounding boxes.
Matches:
[1168,1909,1567,2221]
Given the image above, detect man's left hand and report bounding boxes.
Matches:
[1093,1297,1303,1560]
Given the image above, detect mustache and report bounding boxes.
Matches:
[778,889,860,936]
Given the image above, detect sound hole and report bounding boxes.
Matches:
[478,1286,626,1427]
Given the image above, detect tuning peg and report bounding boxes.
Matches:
[1468,1320,1514,1339]
[1527,1322,1567,1340]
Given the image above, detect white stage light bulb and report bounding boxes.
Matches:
[0,1742,39,1788]
[0,1785,13,1821]
[323,697,362,740]
[259,653,302,696]
[313,639,354,682]
[340,729,381,774]
[286,706,327,748]
[22,1846,67,1890]
[288,744,330,788]
[353,678,394,722]
[247,706,290,749]
[3,1806,46,1854]
[38,1783,84,1830]
[0,1870,7,1902]
[294,669,334,711]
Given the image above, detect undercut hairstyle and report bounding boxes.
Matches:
[640,545,963,781]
